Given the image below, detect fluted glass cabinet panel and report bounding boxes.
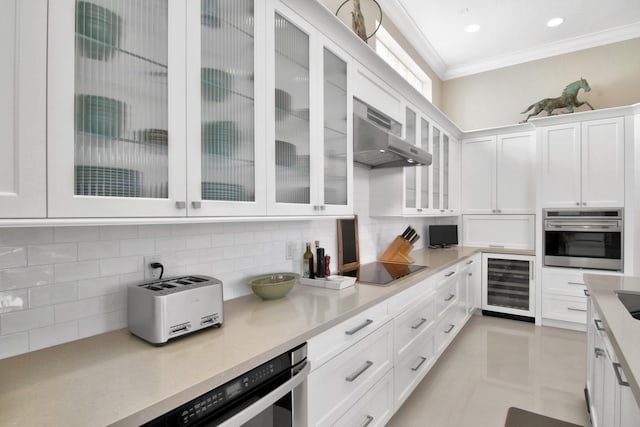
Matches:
[420,117,430,210]
[323,48,347,206]
[443,134,450,209]
[74,0,169,199]
[432,126,441,209]
[200,0,255,202]
[404,107,417,209]
[274,13,310,204]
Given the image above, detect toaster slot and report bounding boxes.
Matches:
[169,322,191,336]
[200,315,217,326]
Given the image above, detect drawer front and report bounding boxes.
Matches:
[308,301,389,370]
[394,294,435,356]
[395,333,435,407]
[333,369,394,427]
[542,294,588,324]
[307,322,394,427]
[542,268,587,297]
[431,264,459,286]
[434,310,458,354]
[436,276,459,317]
[388,276,435,314]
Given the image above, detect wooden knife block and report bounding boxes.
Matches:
[379,236,414,264]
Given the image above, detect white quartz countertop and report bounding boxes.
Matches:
[0,246,532,426]
[583,274,640,405]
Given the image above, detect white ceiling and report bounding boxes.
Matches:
[381,0,640,80]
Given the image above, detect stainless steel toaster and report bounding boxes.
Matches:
[127,275,224,345]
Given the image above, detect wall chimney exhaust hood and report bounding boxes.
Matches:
[353,98,432,168]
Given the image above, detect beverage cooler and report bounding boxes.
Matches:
[482,253,535,320]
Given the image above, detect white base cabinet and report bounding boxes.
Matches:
[462,215,535,250]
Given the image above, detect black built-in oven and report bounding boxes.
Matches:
[543,209,623,271]
[143,343,308,427]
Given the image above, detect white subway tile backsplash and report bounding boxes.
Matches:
[118,272,144,286]
[100,292,126,313]
[77,276,121,299]
[155,236,187,253]
[54,260,100,282]
[54,298,101,323]
[211,233,235,248]
[99,257,141,277]
[29,321,78,351]
[28,243,77,265]
[0,332,29,359]
[0,306,54,334]
[162,250,200,268]
[0,228,53,246]
[0,289,28,313]
[54,226,100,242]
[29,282,78,308]
[171,223,202,236]
[138,224,172,238]
[0,265,54,291]
[186,235,211,250]
[119,239,155,256]
[78,240,120,260]
[0,247,27,269]
[199,247,225,264]
[99,225,138,240]
[78,310,124,338]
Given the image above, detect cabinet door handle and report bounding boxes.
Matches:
[444,324,455,334]
[594,347,605,358]
[440,209,445,213]
[345,360,374,382]
[575,202,580,206]
[567,307,587,312]
[612,362,630,387]
[594,319,605,331]
[444,294,455,302]
[360,415,374,427]
[489,245,505,248]
[320,205,326,210]
[417,208,423,212]
[568,281,585,286]
[411,356,428,372]
[191,201,202,209]
[584,289,591,297]
[175,201,186,209]
[445,271,455,277]
[345,319,373,336]
[411,317,427,330]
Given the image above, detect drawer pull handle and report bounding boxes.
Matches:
[360,415,374,427]
[444,324,455,334]
[411,356,428,372]
[584,289,590,297]
[346,360,374,382]
[444,294,455,302]
[445,271,455,277]
[567,307,587,312]
[466,260,473,265]
[594,319,605,332]
[613,362,630,387]
[345,319,373,336]
[594,347,605,358]
[411,318,427,330]
[489,245,505,248]
[567,281,585,286]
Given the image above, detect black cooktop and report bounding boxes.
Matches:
[353,262,428,286]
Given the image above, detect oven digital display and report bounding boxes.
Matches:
[225,381,243,399]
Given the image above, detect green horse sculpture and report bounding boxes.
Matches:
[520,78,594,122]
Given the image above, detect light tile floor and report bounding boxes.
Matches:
[386,315,591,427]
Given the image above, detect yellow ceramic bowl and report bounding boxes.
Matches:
[249,272,299,300]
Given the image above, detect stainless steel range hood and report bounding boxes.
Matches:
[353,98,432,168]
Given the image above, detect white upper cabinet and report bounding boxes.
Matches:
[540,117,624,208]
[0,0,47,218]
[461,131,535,214]
[186,0,267,216]
[266,4,352,215]
[48,0,187,217]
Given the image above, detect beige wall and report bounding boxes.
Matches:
[442,38,640,130]
[319,0,444,108]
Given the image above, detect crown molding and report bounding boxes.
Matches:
[380,1,640,81]
[444,22,640,80]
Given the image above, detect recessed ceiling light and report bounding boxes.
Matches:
[465,24,480,33]
[547,17,564,27]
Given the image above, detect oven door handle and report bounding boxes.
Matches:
[217,361,310,427]
[544,220,620,231]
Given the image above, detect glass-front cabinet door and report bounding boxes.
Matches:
[404,106,418,213]
[267,5,352,215]
[419,117,431,212]
[431,125,441,212]
[186,0,266,216]
[48,0,186,217]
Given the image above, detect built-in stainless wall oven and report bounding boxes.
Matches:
[543,209,623,271]
[143,343,308,427]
